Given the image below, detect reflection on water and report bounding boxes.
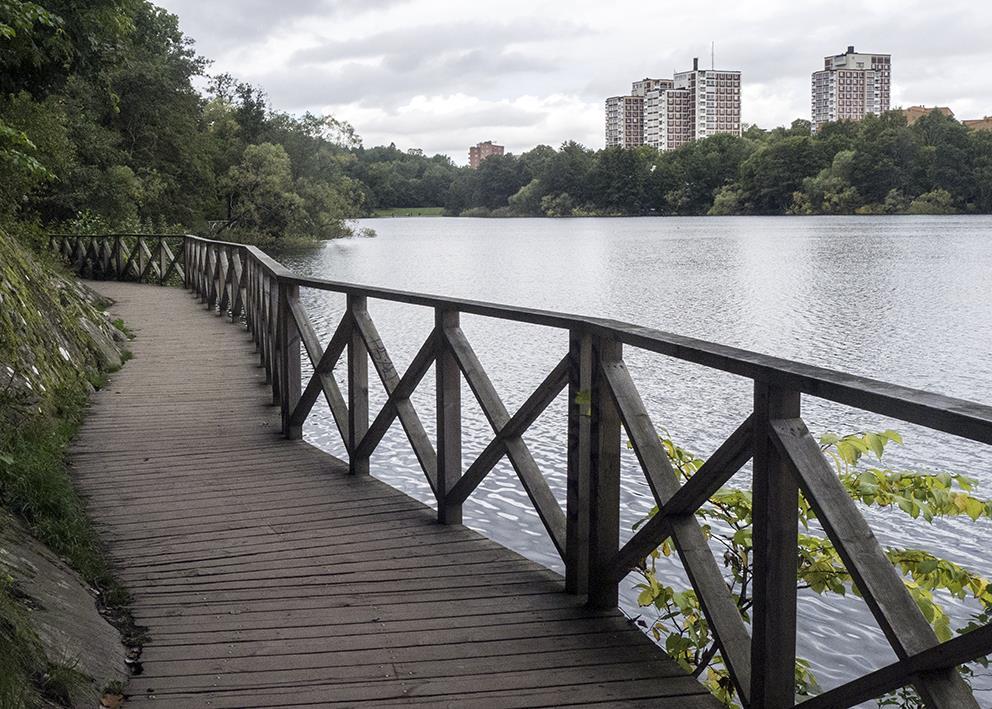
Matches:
[281,215,992,695]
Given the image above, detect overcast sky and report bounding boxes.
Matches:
[155,0,992,164]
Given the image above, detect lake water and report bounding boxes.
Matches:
[281,215,992,698]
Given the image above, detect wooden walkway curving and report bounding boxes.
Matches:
[71,281,718,708]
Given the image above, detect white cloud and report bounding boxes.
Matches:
[156,0,992,163]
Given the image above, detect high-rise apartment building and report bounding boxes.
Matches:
[642,79,676,146]
[811,46,891,130]
[605,60,741,151]
[468,141,504,168]
[605,95,644,148]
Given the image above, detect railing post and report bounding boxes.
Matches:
[586,334,622,608]
[158,236,165,285]
[566,329,592,595]
[435,308,462,524]
[219,246,232,315]
[279,281,302,439]
[751,382,802,708]
[181,238,189,289]
[347,294,369,476]
[268,275,280,402]
[199,244,209,304]
[231,249,245,322]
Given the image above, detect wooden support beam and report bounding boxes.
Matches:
[799,624,992,709]
[446,355,568,507]
[586,336,622,608]
[566,330,592,595]
[750,383,801,709]
[610,415,753,579]
[770,417,979,708]
[352,306,438,486]
[230,249,246,320]
[288,307,351,446]
[600,358,753,704]
[268,274,280,404]
[444,324,567,559]
[280,283,303,439]
[436,308,461,522]
[218,247,232,313]
[347,294,369,476]
[353,330,439,473]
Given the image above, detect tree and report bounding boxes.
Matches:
[907,189,955,215]
[635,430,992,707]
[738,135,824,213]
[220,143,304,237]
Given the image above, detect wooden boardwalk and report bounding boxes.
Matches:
[71,281,718,708]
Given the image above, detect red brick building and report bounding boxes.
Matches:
[468,141,504,168]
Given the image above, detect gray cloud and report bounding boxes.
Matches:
[259,48,555,112]
[158,0,405,53]
[293,19,588,64]
[154,0,992,160]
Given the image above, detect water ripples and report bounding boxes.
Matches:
[283,215,992,697]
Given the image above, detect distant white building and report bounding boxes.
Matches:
[642,79,675,146]
[606,59,741,151]
[605,95,644,148]
[811,46,891,130]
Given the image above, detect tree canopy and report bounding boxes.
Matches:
[2,0,990,246]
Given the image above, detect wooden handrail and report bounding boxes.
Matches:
[50,232,992,709]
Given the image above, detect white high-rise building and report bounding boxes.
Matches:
[605,94,644,148]
[643,79,675,146]
[606,59,741,151]
[811,46,891,130]
[668,58,741,146]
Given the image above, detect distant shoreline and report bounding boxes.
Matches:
[363,211,983,219]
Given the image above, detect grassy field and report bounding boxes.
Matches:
[370,206,444,217]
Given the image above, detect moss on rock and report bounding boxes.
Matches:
[0,227,134,708]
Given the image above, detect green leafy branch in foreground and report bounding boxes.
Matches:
[633,430,992,707]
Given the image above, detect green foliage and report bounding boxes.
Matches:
[633,428,992,707]
[6,1,988,228]
[439,110,991,217]
[908,189,956,215]
[0,0,374,241]
[0,226,139,705]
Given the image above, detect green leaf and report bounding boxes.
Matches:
[966,498,984,522]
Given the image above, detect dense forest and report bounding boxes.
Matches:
[2,1,992,249]
[449,116,992,217]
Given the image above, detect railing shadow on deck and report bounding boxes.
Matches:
[50,233,992,709]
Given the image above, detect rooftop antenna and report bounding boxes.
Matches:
[711,42,715,69]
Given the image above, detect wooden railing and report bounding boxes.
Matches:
[55,233,992,708]
[49,233,185,284]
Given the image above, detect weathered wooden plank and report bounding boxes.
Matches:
[566,329,592,595]
[71,279,718,708]
[279,283,302,438]
[587,336,622,608]
[770,416,979,708]
[347,294,369,475]
[750,384,801,709]
[435,308,462,523]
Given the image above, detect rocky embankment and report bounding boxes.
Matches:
[1,228,132,707]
